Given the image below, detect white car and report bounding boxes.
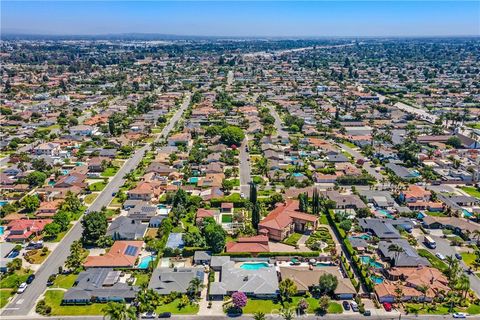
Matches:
[453,313,467,318]
[17,282,28,293]
[141,312,157,319]
[435,253,446,260]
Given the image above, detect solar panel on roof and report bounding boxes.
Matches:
[125,245,138,256]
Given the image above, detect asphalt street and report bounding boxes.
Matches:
[338,143,384,182]
[1,93,191,317]
[266,103,288,139]
[239,137,252,199]
[1,313,479,320]
[416,232,480,297]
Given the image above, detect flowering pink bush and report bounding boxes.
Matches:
[232,291,247,309]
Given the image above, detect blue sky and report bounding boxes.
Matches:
[2,1,479,37]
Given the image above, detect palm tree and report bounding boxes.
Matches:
[445,255,461,284]
[187,277,205,298]
[280,307,295,320]
[387,244,404,268]
[417,284,429,307]
[253,312,266,320]
[455,274,470,299]
[102,302,136,320]
[472,229,480,244]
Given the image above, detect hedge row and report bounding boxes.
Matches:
[182,247,209,257]
[257,251,320,257]
[326,209,373,293]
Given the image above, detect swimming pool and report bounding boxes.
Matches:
[188,177,199,184]
[350,234,371,240]
[360,256,383,269]
[138,255,156,269]
[240,262,269,270]
[377,209,394,219]
[0,226,4,236]
[0,201,7,207]
[292,172,304,177]
[370,275,384,284]
[315,262,334,267]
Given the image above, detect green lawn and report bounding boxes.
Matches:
[44,290,104,316]
[156,299,199,315]
[319,214,329,225]
[343,141,356,149]
[405,303,480,315]
[242,297,342,315]
[417,249,448,272]
[89,181,107,191]
[0,289,13,309]
[221,214,233,223]
[460,187,480,199]
[461,252,477,268]
[49,224,73,243]
[101,167,118,177]
[133,273,150,287]
[282,232,303,246]
[0,269,32,289]
[52,274,77,289]
[84,193,98,205]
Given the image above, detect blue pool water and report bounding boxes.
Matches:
[377,209,394,219]
[350,234,371,240]
[0,226,4,235]
[370,275,384,284]
[292,172,304,177]
[463,210,472,218]
[188,177,199,184]
[0,201,7,207]
[360,256,383,269]
[316,262,334,267]
[240,262,269,270]
[138,255,156,269]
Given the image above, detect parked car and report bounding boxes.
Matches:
[26,274,35,284]
[141,312,157,319]
[455,253,462,260]
[383,302,392,312]
[364,310,371,316]
[158,312,172,318]
[453,313,467,318]
[17,283,28,294]
[342,301,350,311]
[47,274,57,286]
[435,253,446,260]
[350,301,359,312]
[26,241,43,250]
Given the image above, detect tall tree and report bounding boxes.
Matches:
[81,211,108,245]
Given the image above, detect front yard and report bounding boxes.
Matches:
[417,249,448,272]
[101,167,119,177]
[0,289,13,309]
[44,290,104,316]
[89,181,107,191]
[0,269,32,289]
[155,298,199,315]
[242,297,342,315]
[52,274,77,289]
[405,302,480,315]
[461,186,480,199]
[84,193,98,205]
[282,232,303,246]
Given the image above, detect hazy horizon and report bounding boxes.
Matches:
[2,1,479,37]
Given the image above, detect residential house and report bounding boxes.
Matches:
[62,268,139,304]
[148,267,204,295]
[209,256,279,299]
[6,219,53,242]
[84,241,143,268]
[258,200,318,241]
[107,216,148,240]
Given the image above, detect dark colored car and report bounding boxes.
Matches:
[47,274,57,286]
[342,301,351,311]
[364,310,371,316]
[455,253,462,260]
[26,274,35,284]
[158,312,172,318]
